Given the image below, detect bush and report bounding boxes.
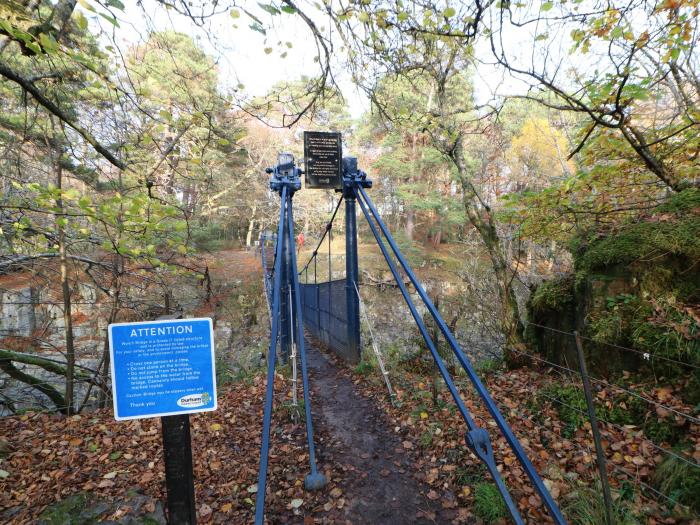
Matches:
[191,223,230,252]
[541,383,589,437]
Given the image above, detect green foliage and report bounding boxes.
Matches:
[418,429,434,448]
[542,383,589,437]
[630,300,700,367]
[354,359,376,376]
[473,482,508,523]
[191,223,231,252]
[683,370,700,408]
[541,382,651,437]
[475,357,504,375]
[37,493,108,525]
[653,453,700,514]
[642,418,684,446]
[455,463,487,486]
[279,400,305,423]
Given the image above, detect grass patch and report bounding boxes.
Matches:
[653,453,700,514]
[476,357,504,375]
[216,358,257,387]
[354,359,376,376]
[563,482,640,525]
[473,482,508,523]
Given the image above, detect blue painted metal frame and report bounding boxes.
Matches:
[342,159,363,364]
[354,188,524,524]
[286,197,326,490]
[255,158,326,525]
[254,186,288,525]
[257,154,567,524]
[356,186,568,525]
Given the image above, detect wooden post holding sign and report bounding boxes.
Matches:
[303,131,343,190]
[108,316,217,525]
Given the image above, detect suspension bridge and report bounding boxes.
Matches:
[253,149,568,525]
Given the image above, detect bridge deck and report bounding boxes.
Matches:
[305,339,465,524]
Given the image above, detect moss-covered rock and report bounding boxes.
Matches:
[527,189,700,376]
[575,188,700,274]
[530,276,575,313]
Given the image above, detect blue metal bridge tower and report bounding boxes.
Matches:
[256,151,568,525]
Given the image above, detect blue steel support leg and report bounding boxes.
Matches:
[286,194,327,491]
[357,186,567,525]
[354,189,525,525]
[254,187,288,525]
[344,189,361,363]
[280,209,291,364]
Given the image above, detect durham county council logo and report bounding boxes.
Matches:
[177,392,211,408]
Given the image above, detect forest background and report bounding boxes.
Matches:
[0,1,698,524]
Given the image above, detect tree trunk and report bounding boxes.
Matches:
[246,204,257,249]
[453,148,527,367]
[405,208,414,240]
[98,285,120,409]
[56,160,77,414]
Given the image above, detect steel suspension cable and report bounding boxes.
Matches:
[356,186,567,525]
[254,186,288,525]
[353,280,396,403]
[298,197,344,277]
[354,189,525,525]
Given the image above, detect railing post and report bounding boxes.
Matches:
[574,331,614,525]
[343,157,361,363]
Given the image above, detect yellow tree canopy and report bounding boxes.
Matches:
[507,118,575,192]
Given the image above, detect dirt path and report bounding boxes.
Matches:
[307,343,460,524]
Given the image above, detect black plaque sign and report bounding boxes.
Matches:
[304,131,342,189]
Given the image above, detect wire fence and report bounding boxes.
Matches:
[478,319,700,519]
[525,320,700,372]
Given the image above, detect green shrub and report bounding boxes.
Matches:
[473,482,508,523]
[643,418,684,445]
[604,395,646,427]
[191,223,231,252]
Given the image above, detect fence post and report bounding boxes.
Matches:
[574,331,614,525]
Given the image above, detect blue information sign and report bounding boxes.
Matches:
[108,318,217,420]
